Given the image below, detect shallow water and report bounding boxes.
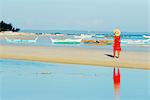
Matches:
[0,59,149,100]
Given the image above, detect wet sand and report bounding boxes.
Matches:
[0,45,150,70]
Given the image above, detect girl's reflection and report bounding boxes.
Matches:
[113,67,121,100]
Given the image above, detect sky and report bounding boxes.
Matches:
[0,0,149,32]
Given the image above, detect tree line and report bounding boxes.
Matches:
[0,21,20,32]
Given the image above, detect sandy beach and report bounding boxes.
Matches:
[0,45,150,70]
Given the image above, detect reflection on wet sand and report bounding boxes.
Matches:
[113,62,121,100]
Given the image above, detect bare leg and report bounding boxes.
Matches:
[118,51,120,58]
[114,50,116,58]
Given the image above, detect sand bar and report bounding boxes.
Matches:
[0,45,150,70]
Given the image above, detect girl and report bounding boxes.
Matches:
[113,29,121,58]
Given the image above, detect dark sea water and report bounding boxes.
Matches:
[21,30,150,36]
[21,30,150,35]
[0,59,149,100]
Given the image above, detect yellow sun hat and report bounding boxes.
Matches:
[113,28,121,36]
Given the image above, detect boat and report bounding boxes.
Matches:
[74,34,93,39]
[143,35,150,39]
[4,36,38,43]
[50,38,82,44]
[121,39,150,45]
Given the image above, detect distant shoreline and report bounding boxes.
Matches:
[0,45,149,70]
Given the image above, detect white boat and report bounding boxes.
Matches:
[4,36,38,43]
[121,39,150,45]
[50,38,82,44]
[74,34,93,39]
[143,35,150,39]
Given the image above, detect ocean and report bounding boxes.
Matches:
[21,30,150,45]
[0,30,150,52]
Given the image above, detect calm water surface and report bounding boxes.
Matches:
[0,59,149,100]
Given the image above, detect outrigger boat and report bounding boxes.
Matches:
[4,36,38,43]
[143,35,150,39]
[50,38,82,44]
[121,39,150,45]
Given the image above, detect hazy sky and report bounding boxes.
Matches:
[0,0,149,32]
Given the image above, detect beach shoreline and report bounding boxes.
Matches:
[0,45,150,70]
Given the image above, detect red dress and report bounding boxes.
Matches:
[113,36,121,51]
